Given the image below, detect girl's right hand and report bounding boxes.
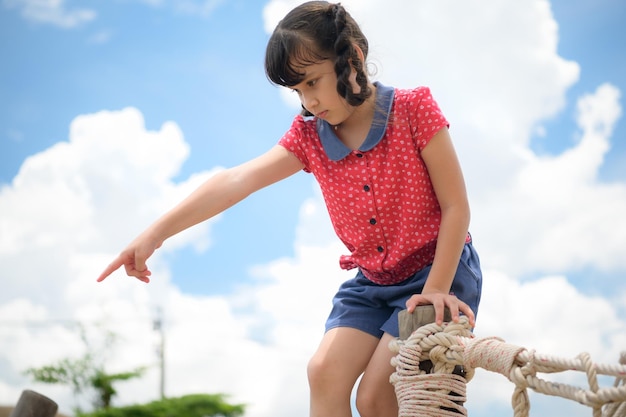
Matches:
[405,291,475,327]
[96,233,162,283]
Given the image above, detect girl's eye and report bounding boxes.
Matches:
[307,79,317,87]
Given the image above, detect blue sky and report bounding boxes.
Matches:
[1,1,626,416]
[544,1,625,181]
[1,0,312,295]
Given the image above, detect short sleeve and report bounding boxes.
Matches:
[277,115,312,172]
[406,87,449,152]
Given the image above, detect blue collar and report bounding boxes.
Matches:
[317,82,395,161]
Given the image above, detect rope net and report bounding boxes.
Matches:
[389,317,626,417]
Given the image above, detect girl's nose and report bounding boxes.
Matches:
[301,93,318,111]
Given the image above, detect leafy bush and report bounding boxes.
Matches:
[78,393,245,417]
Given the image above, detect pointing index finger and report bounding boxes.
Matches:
[96,256,125,282]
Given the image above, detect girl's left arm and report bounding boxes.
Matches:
[405,127,475,326]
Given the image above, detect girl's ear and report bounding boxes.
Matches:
[352,43,366,63]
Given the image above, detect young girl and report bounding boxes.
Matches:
[97,2,482,416]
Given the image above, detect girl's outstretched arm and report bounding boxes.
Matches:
[97,145,304,283]
[405,127,475,326]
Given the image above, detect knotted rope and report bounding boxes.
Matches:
[389,317,626,417]
[389,319,475,416]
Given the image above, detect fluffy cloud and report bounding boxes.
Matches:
[263,0,625,276]
[1,1,625,417]
[474,83,625,276]
[2,0,96,27]
[1,0,232,26]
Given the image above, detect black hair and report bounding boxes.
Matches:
[265,1,372,109]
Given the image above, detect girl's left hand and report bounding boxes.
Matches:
[405,292,475,327]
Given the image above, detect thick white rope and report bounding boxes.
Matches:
[389,317,626,417]
[390,319,475,416]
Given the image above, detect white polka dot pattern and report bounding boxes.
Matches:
[278,87,449,285]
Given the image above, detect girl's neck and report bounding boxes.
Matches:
[334,83,377,150]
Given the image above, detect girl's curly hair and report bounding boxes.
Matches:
[265,1,372,111]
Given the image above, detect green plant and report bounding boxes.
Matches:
[78,393,245,417]
[24,325,145,412]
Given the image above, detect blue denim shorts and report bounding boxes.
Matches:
[324,242,483,338]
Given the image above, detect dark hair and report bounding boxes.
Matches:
[265,1,372,108]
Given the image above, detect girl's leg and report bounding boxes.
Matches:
[308,327,380,417]
[355,332,398,417]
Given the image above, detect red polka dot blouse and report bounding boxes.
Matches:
[278,83,456,285]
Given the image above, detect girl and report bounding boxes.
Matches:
[97,2,482,416]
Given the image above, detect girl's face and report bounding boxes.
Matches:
[289,60,355,126]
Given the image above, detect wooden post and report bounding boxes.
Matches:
[397,305,466,414]
[398,305,451,340]
[8,390,58,417]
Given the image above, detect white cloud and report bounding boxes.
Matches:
[133,0,226,17]
[2,0,231,26]
[262,0,296,33]
[262,1,625,278]
[467,269,626,415]
[172,0,225,17]
[0,107,217,330]
[3,0,96,28]
[474,83,625,275]
[1,1,625,417]
[0,105,342,416]
[86,30,114,45]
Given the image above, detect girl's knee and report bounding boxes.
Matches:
[306,353,337,389]
[307,352,357,397]
[306,354,323,386]
[355,390,375,415]
[355,380,398,417]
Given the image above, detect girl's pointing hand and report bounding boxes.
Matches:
[97,233,161,283]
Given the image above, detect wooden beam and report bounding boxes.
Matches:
[398,305,451,340]
[8,390,58,417]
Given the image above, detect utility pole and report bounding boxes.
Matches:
[153,307,165,399]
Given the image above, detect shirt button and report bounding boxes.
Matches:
[369,218,377,225]
[363,185,370,192]
[356,153,363,158]
[377,246,384,252]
